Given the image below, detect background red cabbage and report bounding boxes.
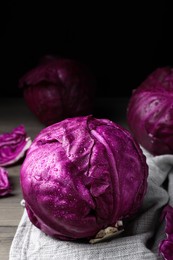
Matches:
[127,67,173,155]
[19,56,96,126]
[0,167,11,196]
[0,125,31,166]
[159,205,173,260]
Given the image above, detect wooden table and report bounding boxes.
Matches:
[0,97,129,260]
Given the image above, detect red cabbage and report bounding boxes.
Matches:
[0,125,32,166]
[20,115,148,241]
[0,167,11,196]
[19,56,96,126]
[127,67,173,155]
[159,205,173,260]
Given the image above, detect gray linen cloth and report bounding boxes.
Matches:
[9,150,173,260]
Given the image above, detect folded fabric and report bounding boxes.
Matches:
[9,150,173,260]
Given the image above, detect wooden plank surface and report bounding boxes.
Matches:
[0,97,129,259]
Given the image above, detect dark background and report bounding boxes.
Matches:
[2,2,173,98]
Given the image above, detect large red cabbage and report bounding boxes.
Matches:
[159,205,173,260]
[0,125,32,166]
[127,67,173,155]
[19,56,96,126]
[20,115,148,241]
[0,167,11,196]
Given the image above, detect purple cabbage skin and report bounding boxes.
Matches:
[127,67,173,155]
[20,115,148,241]
[0,167,11,196]
[0,125,31,166]
[19,56,96,126]
[159,205,173,260]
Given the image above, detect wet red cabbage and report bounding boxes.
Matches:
[0,125,31,166]
[19,56,96,126]
[20,115,148,241]
[0,167,11,196]
[159,205,173,260]
[127,67,173,155]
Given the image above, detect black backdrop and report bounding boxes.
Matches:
[2,2,173,98]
